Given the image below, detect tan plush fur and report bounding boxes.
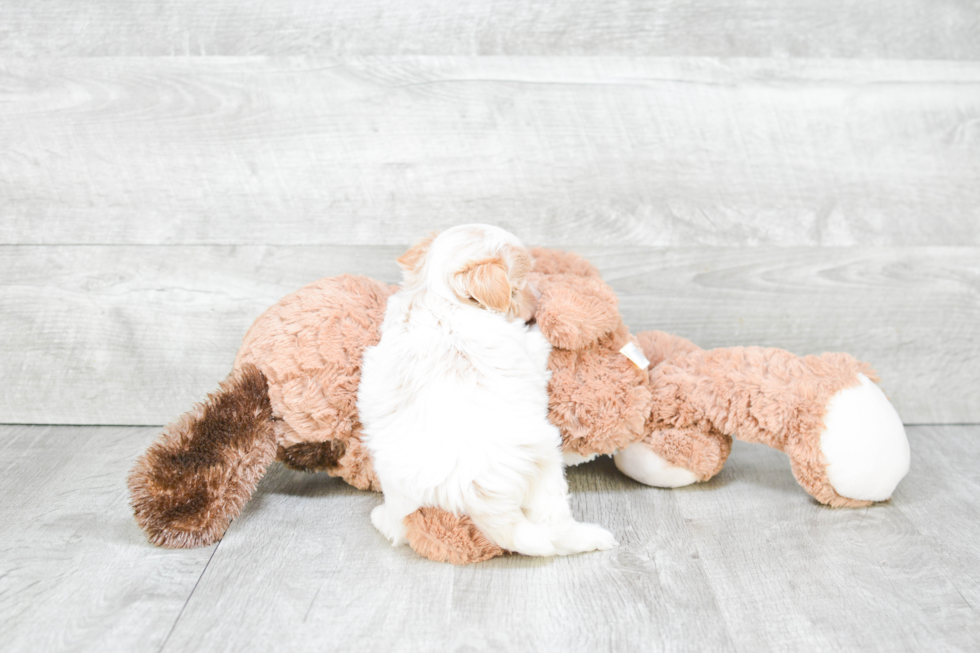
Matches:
[637,331,876,507]
[130,247,885,562]
[403,508,505,565]
[527,249,654,460]
[235,274,396,491]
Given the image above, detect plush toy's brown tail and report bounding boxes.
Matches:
[128,363,278,548]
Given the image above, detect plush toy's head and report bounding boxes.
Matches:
[526,248,654,461]
[529,248,621,350]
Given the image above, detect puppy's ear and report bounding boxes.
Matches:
[503,246,534,321]
[510,282,538,322]
[397,232,438,283]
[458,257,511,312]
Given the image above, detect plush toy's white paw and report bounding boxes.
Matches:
[820,374,910,502]
[613,442,699,488]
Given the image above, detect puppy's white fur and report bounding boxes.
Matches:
[358,224,616,556]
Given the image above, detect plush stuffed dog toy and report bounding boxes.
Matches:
[129,247,909,563]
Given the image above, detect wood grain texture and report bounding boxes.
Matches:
[6,425,976,652]
[892,425,980,622]
[160,461,459,652]
[2,57,978,247]
[444,462,734,653]
[2,1,979,58]
[672,428,980,652]
[2,245,976,426]
[588,247,980,425]
[0,245,402,426]
[0,425,216,653]
[163,452,736,653]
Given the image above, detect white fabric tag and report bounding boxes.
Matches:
[619,342,650,370]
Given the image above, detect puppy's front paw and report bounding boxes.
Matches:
[554,522,618,555]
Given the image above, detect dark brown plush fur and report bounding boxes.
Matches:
[277,440,347,473]
[128,364,278,548]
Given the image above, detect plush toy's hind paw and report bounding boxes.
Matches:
[613,443,700,488]
[820,374,910,502]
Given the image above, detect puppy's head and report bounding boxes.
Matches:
[398,225,536,321]
[452,250,535,321]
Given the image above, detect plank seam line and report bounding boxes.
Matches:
[2,422,977,427]
[157,542,220,653]
[0,243,409,248]
[675,505,739,651]
[0,423,167,428]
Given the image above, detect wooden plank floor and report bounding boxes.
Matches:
[1,424,977,652]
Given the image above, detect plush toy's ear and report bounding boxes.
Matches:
[533,274,622,350]
[397,232,438,284]
[455,257,512,312]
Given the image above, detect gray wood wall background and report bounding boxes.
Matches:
[1,1,978,426]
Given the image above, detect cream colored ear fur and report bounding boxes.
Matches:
[458,258,511,312]
[397,233,438,284]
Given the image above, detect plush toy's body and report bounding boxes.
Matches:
[129,248,909,562]
[616,331,909,508]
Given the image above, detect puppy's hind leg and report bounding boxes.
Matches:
[371,486,418,547]
[467,503,556,557]
[524,455,617,555]
[553,520,618,555]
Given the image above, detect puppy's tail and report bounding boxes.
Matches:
[128,363,278,548]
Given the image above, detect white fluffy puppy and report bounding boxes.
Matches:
[358,224,617,557]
